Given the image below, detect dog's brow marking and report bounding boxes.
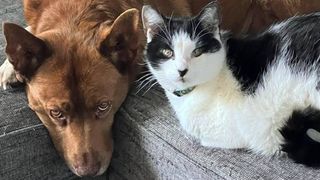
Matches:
[0,124,44,138]
[16,45,22,51]
[306,128,320,143]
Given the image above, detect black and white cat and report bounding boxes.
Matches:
[142,2,320,166]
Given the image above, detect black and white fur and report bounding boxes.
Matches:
[142,2,320,167]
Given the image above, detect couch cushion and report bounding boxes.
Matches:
[110,86,320,179]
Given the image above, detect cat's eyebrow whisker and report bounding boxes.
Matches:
[168,12,174,39]
[196,25,216,37]
[191,19,197,39]
[155,32,171,44]
[195,24,217,39]
[155,24,171,42]
[196,28,217,40]
[193,17,204,39]
[153,27,171,44]
[197,32,215,40]
[162,15,173,40]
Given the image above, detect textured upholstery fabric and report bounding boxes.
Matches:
[1,1,320,180]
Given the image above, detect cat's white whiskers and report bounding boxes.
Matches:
[167,12,174,39]
[191,19,197,39]
[153,30,171,44]
[162,14,173,41]
[155,33,171,44]
[139,70,153,75]
[136,77,156,94]
[142,80,158,95]
[136,74,153,85]
[137,61,148,66]
[135,73,153,83]
[195,25,216,39]
[136,77,154,90]
[197,31,215,40]
[193,16,205,39]
[155,24,171,43]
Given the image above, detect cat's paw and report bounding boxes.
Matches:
[0,59,18,90]
[200,138,218,147]
[181,123,199,138]
[200,137,247,149]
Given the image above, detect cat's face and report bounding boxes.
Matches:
[142,3,226,93]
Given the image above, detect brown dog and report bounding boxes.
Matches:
[0,0,212,177]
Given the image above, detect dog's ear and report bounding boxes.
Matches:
[141,5,164,42]
[3,23,51,80]
[99,8,140,74]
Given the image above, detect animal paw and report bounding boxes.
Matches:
[0,59,18,90]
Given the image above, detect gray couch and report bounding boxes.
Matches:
[1,1,320,180]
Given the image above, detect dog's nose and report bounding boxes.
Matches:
[178,69,188,77]
[74,163,100,177]
[73,153,100,176]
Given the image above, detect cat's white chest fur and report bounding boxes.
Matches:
[166,68,247,149]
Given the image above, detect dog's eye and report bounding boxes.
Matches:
[160,48,173,58]
[192,48,203,57]
[96,101,112,118]
[50,109,66,121]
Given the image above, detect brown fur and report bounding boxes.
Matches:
[4,0,208,177]
[217,0,320,34]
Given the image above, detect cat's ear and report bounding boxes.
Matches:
[142,5,164,42]
[197,1,220,31]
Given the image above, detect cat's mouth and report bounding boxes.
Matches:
[173,86,196,97]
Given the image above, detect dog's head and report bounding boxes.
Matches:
[3,8,141,176]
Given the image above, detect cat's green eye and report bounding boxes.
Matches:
[160,49,173,58]
[192,48,203,57]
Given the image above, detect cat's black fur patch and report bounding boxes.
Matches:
[280,107,320,167]
[146,16,221,69]
[227,13,320,93]
[279,13,320,68]
[226,33,278,93]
